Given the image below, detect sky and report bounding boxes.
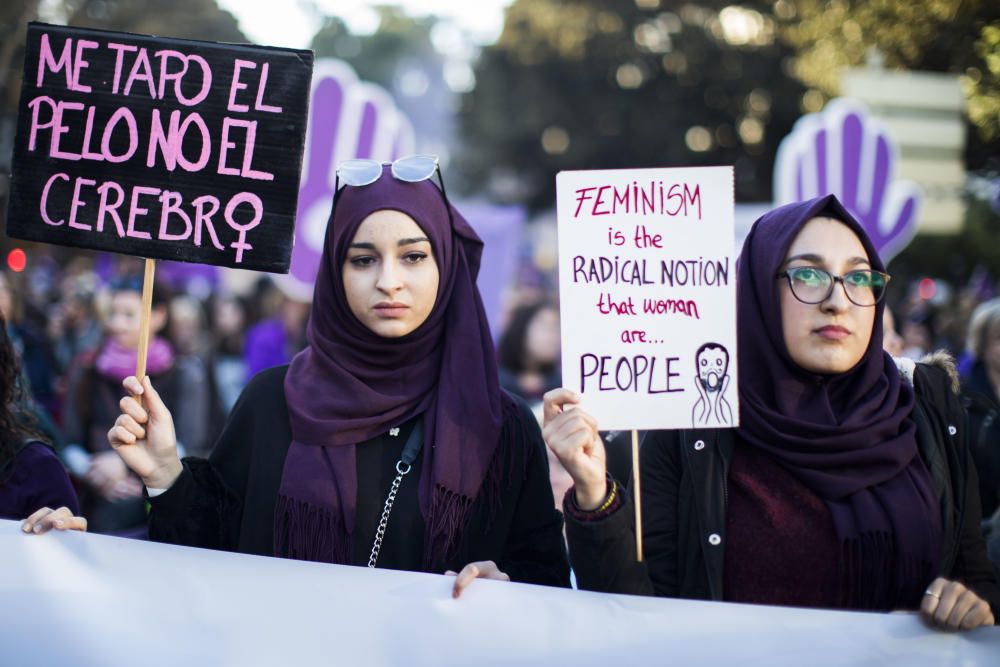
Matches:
[215,0,514,51]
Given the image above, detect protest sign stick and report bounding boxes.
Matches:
[132,258,156,400]
[632,429,643,562]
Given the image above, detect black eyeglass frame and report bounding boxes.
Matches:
[776,267,891,307]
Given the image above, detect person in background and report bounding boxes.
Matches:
[900,310,934,362]
[61,276,207,533]
[168,295,209,359]
[206,294,249,423]
[959,298,1000,520]
[883,307,905,358]
[0,270,60,414]
[164,294,213,458]
[46,270,101,377]
[243,285,310,377]
[0,269,64,450]
[0,310,81,531]
[547,195,998,630]
[497,300,562,404]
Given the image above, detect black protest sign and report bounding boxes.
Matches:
[6,23,313,273]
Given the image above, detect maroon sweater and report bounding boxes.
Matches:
[723,443,841,607]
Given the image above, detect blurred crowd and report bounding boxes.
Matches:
[1,246,999,570]
[0,251,310,534]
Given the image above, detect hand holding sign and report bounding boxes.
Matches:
[542,388,608,510]
[8,24,312,441]
[108,375,182,491]
[7,23,312,272]
[554,167,738,559]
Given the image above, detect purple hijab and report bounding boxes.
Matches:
[277,167,508,568]
[737,194,941,609]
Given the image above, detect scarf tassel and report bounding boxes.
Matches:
[838,531,935,610]
[274,494,352,565]
[422,395,531,569]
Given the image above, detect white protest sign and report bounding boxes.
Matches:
[557,167,738,430]
[1,521,997,666]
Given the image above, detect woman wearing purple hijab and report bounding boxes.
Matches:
[545,195,998,629]
[105,157,569,595]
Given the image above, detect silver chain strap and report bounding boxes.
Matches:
[367,460,412,568]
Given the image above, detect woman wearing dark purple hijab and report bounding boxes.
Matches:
[546,194,999,629]
[105,158,569,595]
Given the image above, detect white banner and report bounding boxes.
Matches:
[556,167,738,430]
[0,520,996,666]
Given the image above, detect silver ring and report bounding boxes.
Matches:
[924,589,940,600]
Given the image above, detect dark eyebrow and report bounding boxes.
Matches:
[348,237,430,251]
[784,253,823,265]
[398,237,430,247]
[783,253,871,268]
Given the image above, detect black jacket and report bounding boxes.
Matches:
[148,366,570,587]
[566,362,1000,617]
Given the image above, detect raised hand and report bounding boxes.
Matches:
[542,388,607,510]
[107,376,182,490]
[775,98,921,263]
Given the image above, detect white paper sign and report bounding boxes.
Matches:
[557,167,738,430]
[1,521,997,667]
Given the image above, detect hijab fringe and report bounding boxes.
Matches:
[423,394,530,569]
[837,531,933,610]
[273,494,352,565]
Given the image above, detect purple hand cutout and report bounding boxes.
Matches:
[774,99,921,263]
[275,59,416,300]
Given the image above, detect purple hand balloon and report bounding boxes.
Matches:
[274,59,415,300]
[774,99,921,264]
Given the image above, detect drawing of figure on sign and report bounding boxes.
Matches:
[692,342,733,427]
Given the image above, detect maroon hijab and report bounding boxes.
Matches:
[737,194,941,609]
[277,167,507,568]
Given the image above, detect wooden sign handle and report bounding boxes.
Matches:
[133,258,156,400]
[632,429,643,562]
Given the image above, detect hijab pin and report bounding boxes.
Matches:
[389,427,400,437]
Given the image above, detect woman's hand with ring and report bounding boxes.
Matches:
[921,577,995,630]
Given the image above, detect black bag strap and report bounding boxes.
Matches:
[400,417,423,466]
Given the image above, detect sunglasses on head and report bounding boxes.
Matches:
[336,154,441,187]
[330,154,451,231]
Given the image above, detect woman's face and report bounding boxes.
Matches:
[779,216,877,374]
[342,210,439,338]
[213,298,245,337]
[525,306,561,366]
[106,290,167,349]
[106,291,144,349]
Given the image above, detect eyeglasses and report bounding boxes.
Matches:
[776,267,890,307]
